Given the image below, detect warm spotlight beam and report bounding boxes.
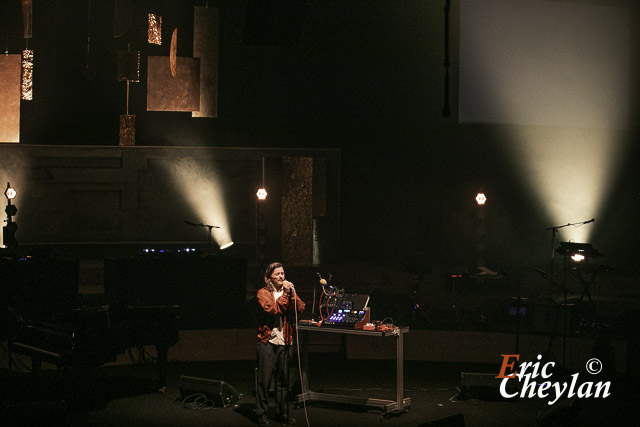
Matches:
[460,1,630,246]
[508,128,623,243]
[164,158,233,250]
[460,0,629,129]
[220,241,234,250]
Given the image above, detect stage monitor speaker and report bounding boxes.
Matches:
[458,372,518,401]
[179,375,240,408]
[418,413,465,427]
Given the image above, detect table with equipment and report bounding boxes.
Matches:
[295,324,411,418]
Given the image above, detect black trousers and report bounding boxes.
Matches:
[256,341,292,416]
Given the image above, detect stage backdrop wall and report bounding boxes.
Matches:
[0,144,340,267]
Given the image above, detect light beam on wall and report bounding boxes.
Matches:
[164,158,232,249]
[460,0,631,243]
[508,127,625,243]
[460,0,629,129]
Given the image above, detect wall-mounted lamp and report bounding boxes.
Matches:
[5,183,17,200]
[3,182,19,249]
[257,157,267,200]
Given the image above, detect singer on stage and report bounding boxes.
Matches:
[256,262,305,426]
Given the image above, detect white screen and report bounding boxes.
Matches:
[459,0,630,129]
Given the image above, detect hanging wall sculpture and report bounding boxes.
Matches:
[21,50,33,101]
[117,50,140,146]
[21,0,33,101]
[147,56,200,112]
[117,50,141,82]
[170,28,178,78]
[116,5,217,124]
[192,6,219,118]
[0,56,21,143]
[119,114,136,146]
[148,13,162,45]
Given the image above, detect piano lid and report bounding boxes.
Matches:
[556,242,603,258]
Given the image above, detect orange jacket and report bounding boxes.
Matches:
[257,286,305,345]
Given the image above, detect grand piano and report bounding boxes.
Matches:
[6,304,180,388]
[2,252,247,387]
[2,252,247,388]
[1,256,180,388]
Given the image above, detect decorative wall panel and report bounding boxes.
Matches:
[281,157,313,265]
[147,56,200,112]
[0,55,21,143]
[192,6,219,118]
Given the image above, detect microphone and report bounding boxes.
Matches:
[585,218,595,224]
[284,280,295,292]
[185,220,198,227]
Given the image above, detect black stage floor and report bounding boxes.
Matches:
[1,354,638,427]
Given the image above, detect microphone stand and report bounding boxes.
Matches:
[542,218,595,368]
[536,218,596,369]
[534,269,575,370]
[185,220,220,255]
[285,286,296,424]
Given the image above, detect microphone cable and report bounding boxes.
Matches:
[292,289,311,427]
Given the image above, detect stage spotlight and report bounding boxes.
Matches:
[475,192,486,206]
[557,242,601,265]
[571,254,585,263]
[220,241,234,250]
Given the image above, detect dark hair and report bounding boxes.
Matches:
[264,262,283,281]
